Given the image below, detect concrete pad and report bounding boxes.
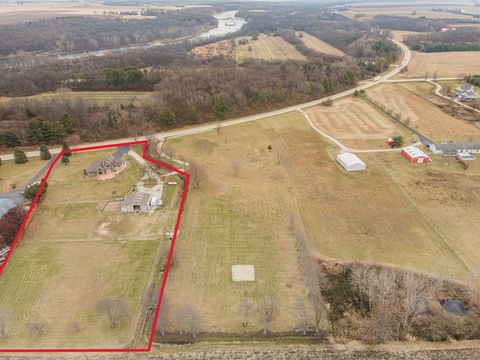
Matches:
[232,265,255,282]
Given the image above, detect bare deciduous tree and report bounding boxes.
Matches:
[258,295,276,336]
[66,134,81,150]
[28,321,46,336]
[291,299,309,330]
[189,161,205,188]
[96,298,129,329]
[180,304,202,338]
[237,298,255,329]
[69,321,81,333]
[0,311,12,338]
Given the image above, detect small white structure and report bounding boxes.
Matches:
[232,265,255,282]
[455,84,479,101]
[336,152,366,171]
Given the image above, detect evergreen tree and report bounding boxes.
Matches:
[59,113,75,134]
[13,148,28,164]
[27,116,58,144]
[39,144,52,160]
[62,142,72,157]
[0,131,21,148]
[157,107,177,127]
[214,95,227,118]
[187,104,199,122]
[61,154,70,165]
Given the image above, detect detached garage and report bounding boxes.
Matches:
[336,152,366,172]
[402,146,431,164]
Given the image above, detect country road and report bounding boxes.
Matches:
[0,39,411,162]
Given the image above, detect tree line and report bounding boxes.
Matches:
[404,27,480,52]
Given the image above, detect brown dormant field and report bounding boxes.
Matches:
[0,1,165,25]
[367,84,480,142]
[396,51,480,79]
[339,5,477,21]
[162,112,468,336]
[378,152,480,277]
[191,39,235,60]
[0,158,46,192]
[0,149,168,348]
[235,34,307,63]
[0,91,151,107]
[296,32,345,57]
[305,97,413,149]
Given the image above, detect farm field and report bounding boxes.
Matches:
[395,51,480,79]
[0,1,165,25]
[163,112,468,336]
[0,148,168,348]
[305,97,414,149]
[235,34,307,63]
[339,4,477,21]
[191,39,235,60]
[399,81,480,124]
[378,153,480,278]
[296,32,345,57]
[0,157,46,192]
[0,91,151,107]
[367,83,480,142]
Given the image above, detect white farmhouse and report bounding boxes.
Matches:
[336,152,366,172]
[455,84,479,101]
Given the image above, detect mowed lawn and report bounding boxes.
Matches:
[0,157,47,192]
[0,148,164,348]
[235,34,307,63]
[163,112,468,335]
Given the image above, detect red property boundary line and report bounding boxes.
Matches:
[0,140,190,353]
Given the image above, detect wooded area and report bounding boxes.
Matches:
[0,6,399,146]
[0,9,215,56]
[404,27,480,52]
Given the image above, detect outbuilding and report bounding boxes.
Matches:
[121,192,154,213]
[336,152,366,171]
[402,146,431,164]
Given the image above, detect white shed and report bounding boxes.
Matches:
[336,152,366,171]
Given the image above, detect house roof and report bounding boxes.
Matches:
[456,84,475,92]
[434,142,480,152]
[85,157,124,173]
[336,152,366,167]
[122,192,151,207]
[402,146,430,158]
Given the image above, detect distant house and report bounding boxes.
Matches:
[336,152,366,171]
[84,156,125,176]
[402,146,431,164]
[121,192,155,213]
[455,84,479,101]
[429,142,480,156]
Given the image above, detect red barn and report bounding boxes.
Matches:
[402,146,431,164]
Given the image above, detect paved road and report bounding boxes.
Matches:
[385,77,462,83]
[0,154,58,201]
[0,39,411,162]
